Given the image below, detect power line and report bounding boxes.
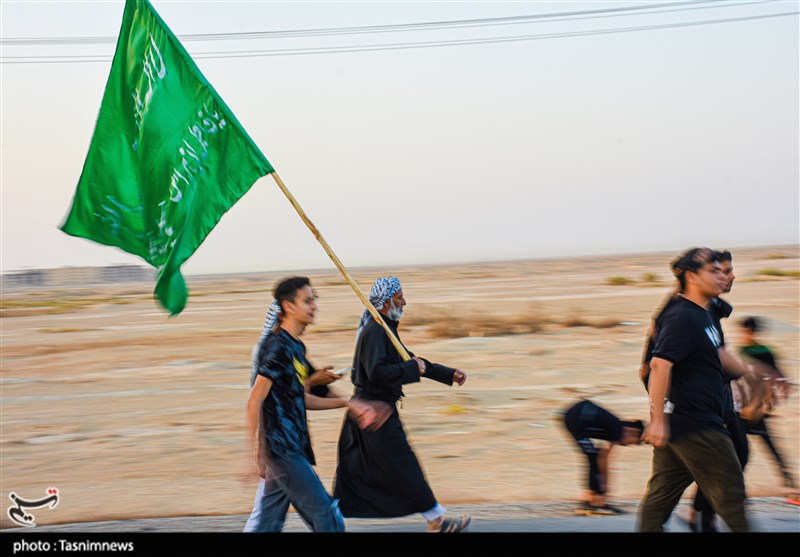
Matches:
[170,11,800,60]
[2,8,795,64]
[0,0,769,45]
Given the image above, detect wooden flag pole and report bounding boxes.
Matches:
[270,172,411,362]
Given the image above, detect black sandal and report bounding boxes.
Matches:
[428,515,471,533]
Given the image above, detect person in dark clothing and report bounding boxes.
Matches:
[241,276,389,533]
[332,276,471,533]
[639,250,751,532]
[637,247,750,533]
[562,399,644,515]
[737,316,799,504]
[251,292,346,396]
[685,250,751,532]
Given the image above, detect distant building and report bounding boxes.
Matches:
[47,266,103,285]
[1,264,154,289]
[2,269,45,288]
[101,264,152,283]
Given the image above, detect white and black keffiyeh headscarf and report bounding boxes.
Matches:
[356,276,402,340]
[249,300,282,386]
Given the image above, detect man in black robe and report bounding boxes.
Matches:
[333,276,471,533]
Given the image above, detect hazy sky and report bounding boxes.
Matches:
[1,0,798,276]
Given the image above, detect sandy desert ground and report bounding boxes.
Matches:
[1,245,798,528]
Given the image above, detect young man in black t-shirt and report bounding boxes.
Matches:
[562,399,644,515]
[241,277,389,532]
[637,247,749,532]
[685,250,751,532]
[638,250,751,531]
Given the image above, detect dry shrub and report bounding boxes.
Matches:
[562,315,619,328]
[39,328,97,334]
[427,320,472,338]
[0,297,112,317]
[191,288,270,297]
[424,306,552,339]
[606,276,631,286]
[313,277,349,287]
[592,318,621,329]
[562,315,590,327]
[402,305,449,327]
[756,268,800,278]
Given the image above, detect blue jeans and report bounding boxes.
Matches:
[243,452,345,533]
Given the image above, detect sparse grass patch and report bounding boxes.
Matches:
[1,300,74,309]
[427,320,471,338]
[562,315,620,328]
[592,318,621,329]
[641,272,659,282]
[39,328,96,334]
[313,278,349,287]
[408,303,552,339]
[756,269,800,278]
[425,310,552,339]
[402,306,447,327]
[0,294,146,317]
[2,299,96,314]
[562,315,591,327]
[190,288,271,297]
[306,324,356,334]
[764,254,788,260]
[606,276,632,286]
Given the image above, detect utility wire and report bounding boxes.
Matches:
[0,0,770,45]
[1,6,794,64]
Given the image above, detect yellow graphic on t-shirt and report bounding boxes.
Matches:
[293,358,308,385]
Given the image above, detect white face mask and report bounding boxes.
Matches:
[387,298,404,321]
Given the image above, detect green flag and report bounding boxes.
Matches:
[61,0,273,315]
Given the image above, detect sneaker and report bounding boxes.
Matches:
[783,494,800,506]
[575,502,618,516]
[600,503,628,515]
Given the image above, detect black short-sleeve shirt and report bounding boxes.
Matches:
[708,297,733,347]
[651,296,727,440]
[255,328,317,464]
[563,399,623,456]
